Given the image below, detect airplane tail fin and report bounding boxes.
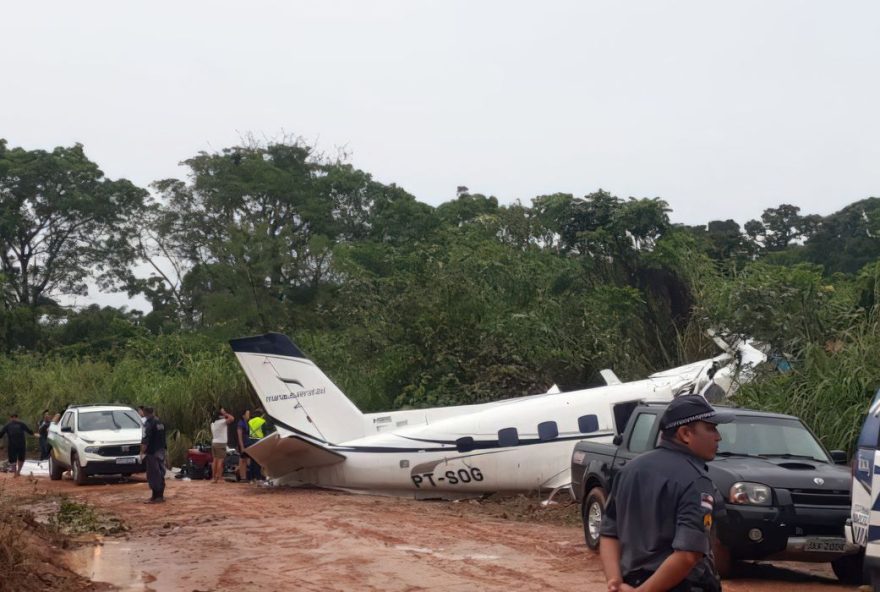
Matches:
[229,333,366,444]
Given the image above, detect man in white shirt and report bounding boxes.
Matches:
[210,407,234,483]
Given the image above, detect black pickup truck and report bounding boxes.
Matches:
[571,402,863,583]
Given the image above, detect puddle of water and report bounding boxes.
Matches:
[70,540,153,591]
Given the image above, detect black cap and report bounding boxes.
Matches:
[660,395,735,430]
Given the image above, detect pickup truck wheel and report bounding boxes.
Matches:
[49,452,64,481]
[583,487,607,552]
[72,455,87,486]
[830,550,866,585]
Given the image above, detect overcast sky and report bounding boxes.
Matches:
[3,2,879,308]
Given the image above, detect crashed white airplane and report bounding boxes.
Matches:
[231,333,764,499]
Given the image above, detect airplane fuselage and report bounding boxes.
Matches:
[231,333,762,499]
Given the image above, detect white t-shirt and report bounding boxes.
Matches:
[211,418,228,444]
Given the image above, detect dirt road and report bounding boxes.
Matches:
[0,472,859,592]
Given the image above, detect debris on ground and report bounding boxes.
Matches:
[0,480,114,592]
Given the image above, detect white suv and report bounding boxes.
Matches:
[47,405,145,485]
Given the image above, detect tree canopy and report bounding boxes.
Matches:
[2,136,879,455]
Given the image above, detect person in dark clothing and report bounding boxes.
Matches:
[139,407,167,503]
[0,412,36,477]
[235,409,250,482]
[37,410,52,460]
[600,395,732,592]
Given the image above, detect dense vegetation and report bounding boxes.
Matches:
[2,137,879,458]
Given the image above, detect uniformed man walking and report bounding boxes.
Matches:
[139,406,167,503]
[599,395,732,592]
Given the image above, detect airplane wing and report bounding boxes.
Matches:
[245,432,346,479]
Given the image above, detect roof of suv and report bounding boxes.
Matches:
[67,405,137,413]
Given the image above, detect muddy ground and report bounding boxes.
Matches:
[0,471,861,592]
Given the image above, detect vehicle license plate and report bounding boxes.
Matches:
[804,539,846,552]
[116,457,137,465]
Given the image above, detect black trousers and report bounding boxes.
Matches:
[145,450,166,499]
[39,435,50,460]
[624,570,721,592]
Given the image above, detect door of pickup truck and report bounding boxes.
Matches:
[611,409,662,476]
[55,411,75,464]
[581,405,663,551]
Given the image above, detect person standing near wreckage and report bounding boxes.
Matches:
[210,407,234,483]
[247,408,266,482]
[235,409,251,482]
[140,407,167,503]
[0,412,35,478]
[37,410,52,460]
[599,395,732,592]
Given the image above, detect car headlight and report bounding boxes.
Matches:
[729,482,772,505]
[84,446,100,453]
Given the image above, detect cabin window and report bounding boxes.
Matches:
[538,421,558,441]
[578,414,599,434]
[498,427,519,447]
[627,413,657,453]
[456,436,476,452]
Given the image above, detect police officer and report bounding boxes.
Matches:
[599,395,733,592]
[139,406,167,503]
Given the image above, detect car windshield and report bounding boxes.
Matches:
[78,410,142,431]
[717,416,831,463]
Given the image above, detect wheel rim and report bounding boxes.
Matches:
[588,501,603,542]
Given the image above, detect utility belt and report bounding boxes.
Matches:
[624,570,721,592]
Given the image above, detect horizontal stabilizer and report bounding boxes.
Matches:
[245,433,345,479]
[599,369,622,385]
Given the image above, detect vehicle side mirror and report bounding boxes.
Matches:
[61,426,73,433]
[612,434,623,446]
[830,450,847,465]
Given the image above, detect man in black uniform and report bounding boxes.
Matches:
[37,410,52,460]
[0,412,35,477]
[139,407,167,503]
[600,395,733,592]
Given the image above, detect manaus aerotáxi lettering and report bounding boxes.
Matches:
[264,387,326,403]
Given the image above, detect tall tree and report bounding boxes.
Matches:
[138,140,426,332]
[0,140,147,310]
[803,198,880,274]
[745,203,812,252]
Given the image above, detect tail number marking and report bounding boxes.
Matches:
[411,468,484,488]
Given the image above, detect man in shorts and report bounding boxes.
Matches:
[0,412,35,477]
[210,407,234,483]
